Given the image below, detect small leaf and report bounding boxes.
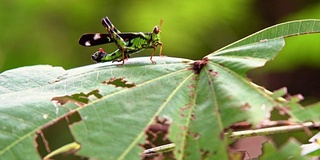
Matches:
[260,139,308,160]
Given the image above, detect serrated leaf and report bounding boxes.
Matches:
[260,139,309,160]
[218,19,320,51]
[290,102,320,123]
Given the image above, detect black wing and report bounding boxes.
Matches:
[78,33,112,47]
[78,32,151,47]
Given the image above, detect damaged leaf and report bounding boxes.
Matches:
[1,19,320,160]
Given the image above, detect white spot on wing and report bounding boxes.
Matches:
[93,33,101,40]
[85,41,91,46]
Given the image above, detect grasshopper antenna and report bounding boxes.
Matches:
[159,19,163,28]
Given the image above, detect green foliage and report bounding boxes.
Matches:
[1,20,320,159]
[261,139,308,160]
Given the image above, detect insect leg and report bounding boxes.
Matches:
[101,18,127,52]
[149,42,163,64]
[101,17,130,65]
[115,49,125,66]
[150,48,157,64]
[102,17,121,34]
[159,42,163,56]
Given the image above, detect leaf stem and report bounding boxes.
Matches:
[229,122,320,139]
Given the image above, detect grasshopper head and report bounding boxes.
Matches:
[91,48,106,62]
[152,19,163,42]
[153,26,161,34]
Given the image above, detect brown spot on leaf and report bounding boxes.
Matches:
[51,89,102,107]
[180,104,196,120]
[208,69,219,76]
[180,103,192,112]
[190,57,209,74]
[188,84,195,89]
[191,113,196,120]
[140,116,174,159]
[193,133,200,139]
[103,77,136,88]
[241,103,251,111]
[180,126,187,130]
[34,111,87,159]
[189,90,195,98]
[200,149,210,159]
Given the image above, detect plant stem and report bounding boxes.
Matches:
[229,122,320,139]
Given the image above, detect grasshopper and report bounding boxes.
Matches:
[79,17,163,65]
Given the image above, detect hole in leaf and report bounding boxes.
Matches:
[103,77,136,88]
[51,89,102,107]
[34,111,87,160]
[140,116,174,159]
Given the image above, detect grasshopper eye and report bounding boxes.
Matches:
[153,26,160,34]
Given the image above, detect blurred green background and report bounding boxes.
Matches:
[1,0,320,102]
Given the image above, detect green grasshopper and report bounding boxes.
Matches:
[79,17,163,65]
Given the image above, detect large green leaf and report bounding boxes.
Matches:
[1,19,320,159]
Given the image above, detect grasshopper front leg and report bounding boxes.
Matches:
[159,42,163,56]
[149,42,163,64]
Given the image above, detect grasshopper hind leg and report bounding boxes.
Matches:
[101,17,129,66]
[101,17,127,50]
[102,17,121,34]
